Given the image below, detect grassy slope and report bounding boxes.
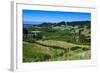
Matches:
[23,41,65,62]
[42,29,76,43]
[23,40,90,62]
[36,40,90,50]
[42,28,90,45]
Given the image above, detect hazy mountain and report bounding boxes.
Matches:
[23,21,91,28]
[23,21,44,25]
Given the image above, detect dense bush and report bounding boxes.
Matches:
[70,46,89,52]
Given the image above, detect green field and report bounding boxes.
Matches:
[23,24,91,62]
[23,40,90,62]
[23,21,91,62]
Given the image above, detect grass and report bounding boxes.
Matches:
[23,41,65,62]
[42,29,76,43]
[23,40,90,62]
[36,40,90,50]
[23,42,50,62]
[42,28,90,45]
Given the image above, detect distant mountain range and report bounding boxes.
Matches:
[23,21,91,28]
[23,21,44,25]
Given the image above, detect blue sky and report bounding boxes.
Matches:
[23,10,91,24]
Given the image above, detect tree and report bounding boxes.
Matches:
[23,28,28,39]
[23,28,28,34]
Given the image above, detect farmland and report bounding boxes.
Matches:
[23,21,91,62]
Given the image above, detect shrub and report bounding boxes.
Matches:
[70,46,89,52]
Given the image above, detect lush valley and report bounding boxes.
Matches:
[23,21,91,62]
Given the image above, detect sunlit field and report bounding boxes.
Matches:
[23,10,91,62]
